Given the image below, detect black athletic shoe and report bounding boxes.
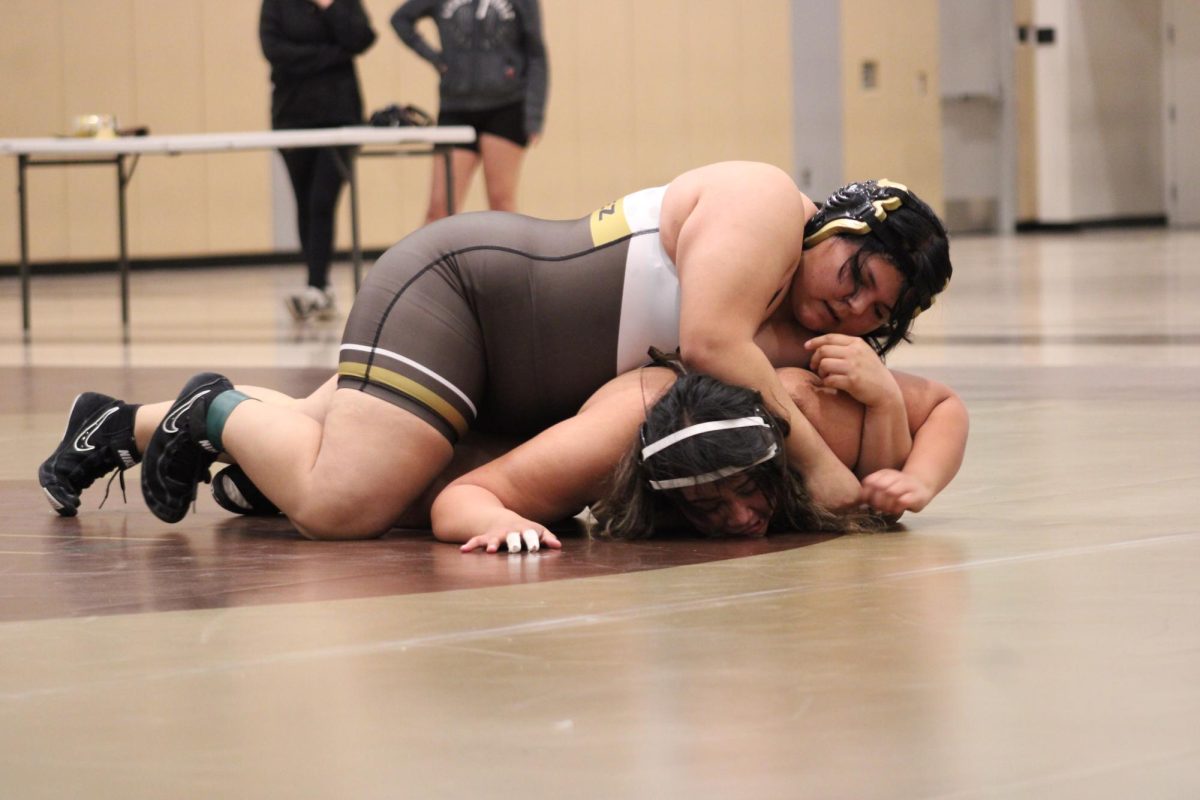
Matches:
[212,465,280,516]
[141,372,233,523]
[38,392,140,517]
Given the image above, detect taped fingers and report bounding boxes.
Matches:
[521,529,540,552]
[460,527,563,554]
[507,529,545,553]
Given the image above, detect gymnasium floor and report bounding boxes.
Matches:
[1,228,1198,798]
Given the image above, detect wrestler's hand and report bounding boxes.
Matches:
[860,469,934,516]
[805,334,901,408]
[461,524,562,554]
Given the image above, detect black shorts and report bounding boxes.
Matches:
[438,102,527,152]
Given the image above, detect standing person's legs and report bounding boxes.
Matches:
[302,147,349,290]
[280,148,318,266]
[425,146,480,223]
[281,147,345,320]
[479,133,527,212]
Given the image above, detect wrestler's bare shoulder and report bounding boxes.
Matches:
[666,161,805,206]
[661,162,811,251]
[578,367,676,415]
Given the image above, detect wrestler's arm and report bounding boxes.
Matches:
[670,165,863,510]
[805,333,912,477]
[429,371,664,552]
[861,371,969,517]
[781,367,967,518]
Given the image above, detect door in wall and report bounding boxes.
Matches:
[1165,0,1200,226]
[841,0,945,216]
[939,0,1016,233]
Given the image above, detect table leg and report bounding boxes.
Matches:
[116,155,131,341]
[17,155,31,341]
[347,150,362,294]
[442,146,455,216]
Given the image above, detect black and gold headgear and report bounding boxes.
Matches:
[803,179,914,249]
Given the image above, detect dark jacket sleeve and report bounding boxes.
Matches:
[321,0,377,55]
[519,0,548,135]
[260,0,350,77]
[390,0,444,68]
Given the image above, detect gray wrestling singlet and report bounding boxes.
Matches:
[338,186,681,441]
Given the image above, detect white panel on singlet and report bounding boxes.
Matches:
[614,186,681,373]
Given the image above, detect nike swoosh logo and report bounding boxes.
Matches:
[162,390,211,434]
[73,407,120,452]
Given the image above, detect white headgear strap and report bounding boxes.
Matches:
[647,445,779,491]
[640,416,770,460]
[641,416,777,491]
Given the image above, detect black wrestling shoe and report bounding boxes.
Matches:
[38,392,140,517]
[212,465,280,516]
[141,372,233,523]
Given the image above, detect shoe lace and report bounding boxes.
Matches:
[98,467,128,510]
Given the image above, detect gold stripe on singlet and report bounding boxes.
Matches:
[338,362,469,437]
[589,197,631,247]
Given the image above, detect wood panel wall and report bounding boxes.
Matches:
[0,0,794,263]
[839,0,945,213]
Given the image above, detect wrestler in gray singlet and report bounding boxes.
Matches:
[338,186,680,442]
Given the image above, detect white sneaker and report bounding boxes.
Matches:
[285,286,337,321]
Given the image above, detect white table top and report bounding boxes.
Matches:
[0,126,475,157]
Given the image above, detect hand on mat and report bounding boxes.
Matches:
[860,469,933,516]
[461,524,561,554]
[805,334,900,408]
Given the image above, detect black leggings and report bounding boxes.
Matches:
[280,146,351,288]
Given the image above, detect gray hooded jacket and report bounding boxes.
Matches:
[391,0,548,136]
